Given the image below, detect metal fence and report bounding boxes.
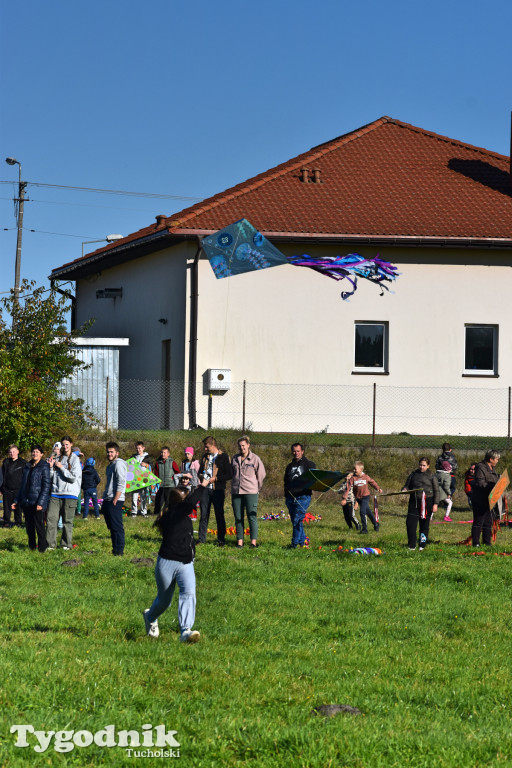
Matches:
[71,379,512,450]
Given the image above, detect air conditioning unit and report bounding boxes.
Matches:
[208,369,231,391]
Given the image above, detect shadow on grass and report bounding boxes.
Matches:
[0,538,28,552]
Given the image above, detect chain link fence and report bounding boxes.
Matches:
[73,380,512,450]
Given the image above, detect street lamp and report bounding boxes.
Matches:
[5,157,26,304]
[82,234,123,257]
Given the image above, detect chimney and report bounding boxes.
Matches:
[155,214,167,228]
[300,168,311,183]
[311,168,323,184]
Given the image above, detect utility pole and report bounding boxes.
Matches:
[5,157,26,307]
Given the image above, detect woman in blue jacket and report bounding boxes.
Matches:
[13,445,50,553]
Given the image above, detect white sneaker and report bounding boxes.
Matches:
[419,547,425,551]
[143,609,159,638]
[180,629,200,644]
[62,546,70,551]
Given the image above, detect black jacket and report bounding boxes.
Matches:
[2,457,27,493]
[17,460,51,509]
[158,486,207,563]
[435,451,458,473]
[472,461,499,507]
[82,466,101,490]
[199,451,232,491]
[403,469,440,505]
[284,457,316,497]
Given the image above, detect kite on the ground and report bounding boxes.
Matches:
[201,218,399,300]
[125,457,159,494]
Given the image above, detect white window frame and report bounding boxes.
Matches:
[463,324,498,376]
[352,321,388,374]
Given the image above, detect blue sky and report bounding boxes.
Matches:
[1,0,511,302]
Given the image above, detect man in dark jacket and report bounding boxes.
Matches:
[284,443,316,548]
[2,445,27,527]
[471,450,500,546]
[197,436,232,546]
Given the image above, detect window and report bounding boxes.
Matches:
[464,325,498,375]
[353,322,388,373]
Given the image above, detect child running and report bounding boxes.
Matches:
[338,471,361,531]
[143,475,209,643]
[341,462,383,534]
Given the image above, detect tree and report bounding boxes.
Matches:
[0,280,91,451]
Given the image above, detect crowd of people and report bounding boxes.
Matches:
[0,436,505,642]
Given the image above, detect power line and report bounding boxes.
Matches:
[0,179,203,202]
[0,195,160,213]
[22,228,101,239]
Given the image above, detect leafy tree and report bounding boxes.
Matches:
[0,280,91,451]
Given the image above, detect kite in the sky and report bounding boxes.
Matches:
[201,219,399,299]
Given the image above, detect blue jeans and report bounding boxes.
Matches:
[83,487,100,519]
[286,494,312,547]
[101,499,125,555]
[147,556,196,632]
[359,496,377,532]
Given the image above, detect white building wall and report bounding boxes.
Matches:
[71,240,512,435]
[75,242,195,429]
[193,243,512,434]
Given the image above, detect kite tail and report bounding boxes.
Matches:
[374,495,379,523]
[286,253,399,301]
[420,491,427,520]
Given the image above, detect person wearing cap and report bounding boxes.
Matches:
[82,457,101,519]
[130,441,152,517]
[13,444,50,553]
[46,436,82,550]
[175,447,200,491]
[1,444,27,527]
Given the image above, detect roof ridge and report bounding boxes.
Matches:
[168,116,508,230]
[387,117,509,160]
[168,117,392,230]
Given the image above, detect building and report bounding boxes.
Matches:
[50,116,512,436]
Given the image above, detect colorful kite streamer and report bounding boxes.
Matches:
[201,219,399,300]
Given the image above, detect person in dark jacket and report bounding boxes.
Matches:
[2,445,27,527]
[402,457,439,550]
[284,443,316,548]
[471,450,500,546]
[142,477,209,643]
[197,437,232,546]
[153,447,180,518]
[82,457,101,519]
[13,445,50,553]
[435,442,458,496]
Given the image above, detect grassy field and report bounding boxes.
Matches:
[1,493,511,767]
[114,429,512,453]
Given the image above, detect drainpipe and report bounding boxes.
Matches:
[188,240,201,429]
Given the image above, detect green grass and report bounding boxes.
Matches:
[113,428,512,452]
[1,498,512,767]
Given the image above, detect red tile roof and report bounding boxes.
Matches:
[51,116,512,277]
